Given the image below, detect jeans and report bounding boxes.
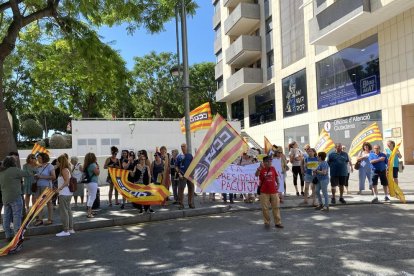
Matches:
[315,179,329,207]
[58,195,73,231]
[3,197,23,239]
[358,164,372,191]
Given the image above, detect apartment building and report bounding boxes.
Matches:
[213,0,414,164]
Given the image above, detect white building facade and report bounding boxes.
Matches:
[213,0,414,164]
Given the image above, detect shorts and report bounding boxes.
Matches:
[304,174,313,183]
[372,170,388,186]
[330,176,347,187]
[392,167,398,179]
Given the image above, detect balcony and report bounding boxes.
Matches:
[226,35,261,67]
[224,0,253,8]
[310,0,414,45]
[213,6,221,29]
[215,60,223,80]
[224,3,260,36]
[226,67,262,98]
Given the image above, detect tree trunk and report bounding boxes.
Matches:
[0,61,18,160]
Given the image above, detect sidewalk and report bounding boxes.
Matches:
[1,166,413,239]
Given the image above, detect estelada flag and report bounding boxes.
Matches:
[264,136,273,154]
[31,143,50,156]
[0,188,55,256]
[314,129,335,153]
[184,114,249,191]
[109,168,170,205]
[180,102,212,133]
[348,122,383,157]
[387,141,406,203]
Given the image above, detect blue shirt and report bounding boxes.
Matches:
[327,151,349,177]
[369,152,388,171]
[316,161,329,182]
[385,148,399,168]
[176,153,193,175]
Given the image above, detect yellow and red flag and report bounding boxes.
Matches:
[109,168,170,205]
[264,136,273,154]
[314,129,335,153]
[0,188,55,256]
[184,114,249,191]
[31,143,50,156]
[387,141,406,203]
[180,102,212,133]
[348,122,383,157]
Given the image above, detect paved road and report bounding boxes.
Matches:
[1,204,414,276]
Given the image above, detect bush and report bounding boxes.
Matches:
[20,119,43,140]
[49,134,67,149]
[63,134,72,148]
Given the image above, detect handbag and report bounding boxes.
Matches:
[312,176,318,184]
[354,160,361,170]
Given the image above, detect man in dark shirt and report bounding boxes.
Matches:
[327,143,350,205]
[175,143,194,210]
[369,145,389,203]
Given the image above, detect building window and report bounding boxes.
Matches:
[316,35,380,109]
[231,99,244,129]
[216,49,222,64]
[248,85,275,127]
[283,125,309,154]
[265,17,273,34]
[280,0,305,68]
[216,76,223,89]
[101,138,120,146]
[215,24,221,40]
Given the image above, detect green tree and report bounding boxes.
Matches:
[0,0,197,159]
[20,118,43,140]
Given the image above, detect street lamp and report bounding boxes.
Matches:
[172,0,192,154]
[128,121,136,135]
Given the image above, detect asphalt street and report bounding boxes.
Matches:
[1,204,414,276]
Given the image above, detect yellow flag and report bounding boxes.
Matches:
[387,141,406,203]
[314,129,335,153]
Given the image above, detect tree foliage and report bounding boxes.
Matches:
[20,118,43,140]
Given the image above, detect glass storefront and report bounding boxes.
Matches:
[248,85,275,127]
[231,99,244,129]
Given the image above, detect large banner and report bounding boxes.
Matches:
[0,188,55,256]
[184,114,248,191]
[282,69,308,117]
[180,102,212,133]
[348,122,383,157]
[109,168,170,205]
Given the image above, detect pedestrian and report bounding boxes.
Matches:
[151,152,164,184]
[327,143,349,204]
[33,152,56,226]
[369,145,389,203]
[256,156,283,229]
[0,156,33,242]
[385,140,402,185]
[356,142,373,194]
[341,145,353,194]
[176,143,195,210]
[130,155,153,213]
[314,152,330,211]
[288,141,304,196]
[104,146,121,207]
[302,148,318,206]
[22,154,38,213]
[55,155,75,237]
[70,156,84,206]
[83,153,100,218]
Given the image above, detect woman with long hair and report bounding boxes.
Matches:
[22,154,38,213]
[314,152,330,211]
[55,155,74,237]
[356,142,373,194]
[83,152,100,218]
[130,154,153,213]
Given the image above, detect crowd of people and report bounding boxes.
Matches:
[0,139,403,240]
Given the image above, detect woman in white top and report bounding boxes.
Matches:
[288,141,304,196]
[55,155,74,237]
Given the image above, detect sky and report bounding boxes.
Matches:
[98,0,215,70]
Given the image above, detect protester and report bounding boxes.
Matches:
[22,154,38,213]
[83,153,100,218]
[151,152,164,184]
[288,141,304,196]
[256,156,283,228]
[70,156,84,206]
[327,143,350,204]
[176,143,195,209]
[104,146,121,207]
[386,140,402,185]
[170,149,180,204]
[314,152,330,211]
[302,148,318,206]
[130,155,153,213]
[356,142,373,194]
[369,145,389,203]
[0,156,33,242]
[55,155,74,237]
[33,152,56,226]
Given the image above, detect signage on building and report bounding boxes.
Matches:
[318,110,382,150]
[282,69,308,117]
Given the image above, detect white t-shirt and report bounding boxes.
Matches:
[289,148,303,167]
[58,168,73,196]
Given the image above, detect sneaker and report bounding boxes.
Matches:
[384,196,390,201]
[68,229,75,234]
[120,204,125,210]
[339,197,346,204]
[371,197,379,203]
[275,224,284,229]
[331,198,336,204]
[296,192,300,196]
[56,231,70,237]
